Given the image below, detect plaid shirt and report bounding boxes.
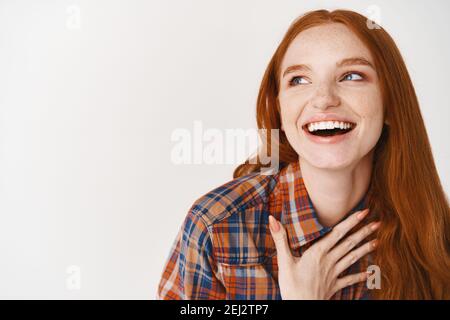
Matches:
[157,161,374,300]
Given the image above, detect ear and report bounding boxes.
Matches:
[383,111,390,126]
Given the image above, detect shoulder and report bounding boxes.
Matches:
[176,167,290,265]
[188,171,279,228]
[178,171,281,264]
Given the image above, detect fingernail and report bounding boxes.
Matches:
[269,215,280,232]
[371,222,381,231]
[357,209,369,220]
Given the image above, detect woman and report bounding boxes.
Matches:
[157,9,450,299]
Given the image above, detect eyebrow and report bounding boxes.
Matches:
[282,57,375,78]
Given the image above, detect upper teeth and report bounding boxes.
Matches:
[307,121,353,132]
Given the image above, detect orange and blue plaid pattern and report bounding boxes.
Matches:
[157,161,373,300]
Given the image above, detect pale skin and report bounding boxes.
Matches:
[269,23,384,299]
[269,209,379,299]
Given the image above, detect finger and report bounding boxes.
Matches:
[317,208,370,253]
[334,239,378,277]
[332,271,368,294]
[268,215,294,267]
[328,221,380,263]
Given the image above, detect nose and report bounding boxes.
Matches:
[310,82,341,110]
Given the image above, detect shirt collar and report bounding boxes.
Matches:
[278,160,368,250]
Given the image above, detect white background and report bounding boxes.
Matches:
[0,0,449,299]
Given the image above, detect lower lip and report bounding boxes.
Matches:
[303,126,356,144]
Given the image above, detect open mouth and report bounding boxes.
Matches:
[302,121,356,137]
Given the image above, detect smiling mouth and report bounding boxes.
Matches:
[302,121,357,137]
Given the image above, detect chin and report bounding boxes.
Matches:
[301,151,356,170]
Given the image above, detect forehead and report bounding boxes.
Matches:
[281,23,374,71]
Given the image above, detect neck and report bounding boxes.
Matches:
[299,153,373,228]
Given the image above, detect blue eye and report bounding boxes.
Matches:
[342,72,364,81]
[289,76,310,86]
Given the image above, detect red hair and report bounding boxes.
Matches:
[234,9,450,299]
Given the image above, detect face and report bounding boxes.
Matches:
[278,23,384,170]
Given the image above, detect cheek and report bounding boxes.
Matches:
[356,94,384,147]
[279,92,306,128]
[360,91,383,125]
